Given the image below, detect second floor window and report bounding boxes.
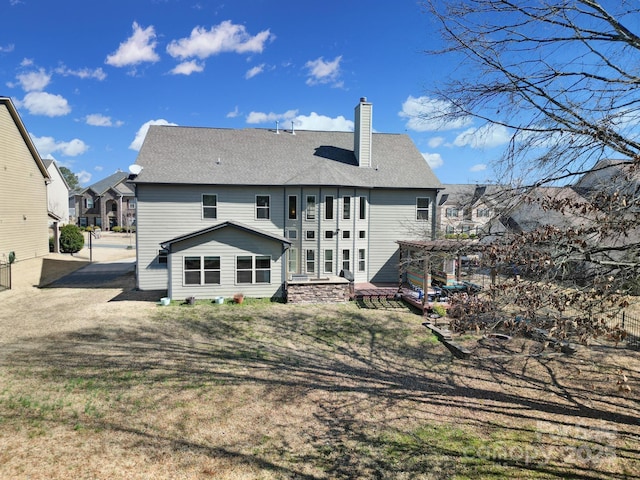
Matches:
[203,194,217,219]
[306,195,316,220]
[359,196,366,219]
[256,195,270,220]
[325,196,334,220]
[343,197,351,219]
[445,207,459,218]
[84,198,94,209]
[288,195,297,220]
[416,197,430,220]
[477,208,491,218]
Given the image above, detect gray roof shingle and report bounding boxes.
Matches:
[133,126,442,189]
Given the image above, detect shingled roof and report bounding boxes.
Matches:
[132,126,442,190]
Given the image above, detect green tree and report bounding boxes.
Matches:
[59,166,81,191]
[59,224,84,254]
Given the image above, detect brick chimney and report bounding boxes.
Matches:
[354,97,372,168]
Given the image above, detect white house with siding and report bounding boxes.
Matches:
[131,98,442,300]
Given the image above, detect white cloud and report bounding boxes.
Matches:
[55,65,107,80]
[305,56,342,86]
[105,22,160,67]
[422,152,444,169]
[246,109,298,124]
[470,163,487,172]
[17,68,51,91]
[0,44,15,53]
[129,119,178,151]
[226,106,240,118]
[428,136,445,148]
[85,114,123,127]
[31,134,88,157]
[246,109,353,131]
[293,112,353,131]
[453,123,511,149]
[20,91,70,117]
[169,60,205,75]
[94,165,103,172]
[245,64,265,79]
[77,170,92,185]
[399,95,473,132]
[167,21,274,60]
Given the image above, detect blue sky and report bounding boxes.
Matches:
[1,0,509,186]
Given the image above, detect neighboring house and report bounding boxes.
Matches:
[0,97,51,263]
[43,159,70,253]
[437,184,502,237]
[132,98,442,300]
[69,171,136,230]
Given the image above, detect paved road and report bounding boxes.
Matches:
[50,258,136,287]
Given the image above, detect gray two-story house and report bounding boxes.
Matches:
[132,98,442,300]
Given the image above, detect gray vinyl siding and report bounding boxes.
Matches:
[136,184,285,291]
[0,104,49,261]
[167,227,286,300]
[368,189,437,283]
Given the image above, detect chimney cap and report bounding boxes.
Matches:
[360,96,367,103]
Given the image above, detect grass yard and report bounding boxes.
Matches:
[0,296,638,479]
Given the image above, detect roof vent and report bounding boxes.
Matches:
[275,120,280,134]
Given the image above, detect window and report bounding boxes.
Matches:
[342,230,350,239]
[255,256,271,283]
[343,197,351,219]
[359,196,366,219]
[79,217,88,227]
[288,248,298,273]
[446,225,455,234]
[342,249,350,271]
[84,197,94,209]
[305,230,316,241]
[306,250,315,274]
[286,229,297,240]
[477,208,491,218]
[445,207,459,218]
[202,194,217,219]
[111,203,117,212]
[325,230,334,239]
[416,197,430,220]
[128,199,136,209]
[306,195,316,220]
[324,249,333,273]
[288,195,297,220]
[184,256,220,285]
[461,225,472,234]
[325,196,334,220]
[358,249,366,272]
[256,195,270,219]
[236,256,253,284]
[359,230,366,239]
[158,249,168,265]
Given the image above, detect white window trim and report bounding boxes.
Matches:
[416,197,430,221]
[255,194,271,220]
[202,193,217,220]
[183,255,221,286]
[306,195,317,221]
[235,255,272,285]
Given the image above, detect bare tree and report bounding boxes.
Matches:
[424,0,640,342]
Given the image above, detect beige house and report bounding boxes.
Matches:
[0,97,50,263]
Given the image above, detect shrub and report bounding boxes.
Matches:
[432,304,448,318]
[49,236,55,252]
[60,224,85,254]
[112,226,123,233]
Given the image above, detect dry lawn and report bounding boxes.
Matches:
[0,235,638,479]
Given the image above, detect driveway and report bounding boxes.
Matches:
[49,258,136,287]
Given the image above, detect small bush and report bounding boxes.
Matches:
[60,225,85,253]
[49,236,55,252]
[112,226,123,233]
[432,304,448,318]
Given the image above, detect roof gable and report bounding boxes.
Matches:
[161,220,291,249]
[0,97,50,181]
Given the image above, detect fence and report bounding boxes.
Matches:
[610,310,640,349]
[0,261,10,291]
